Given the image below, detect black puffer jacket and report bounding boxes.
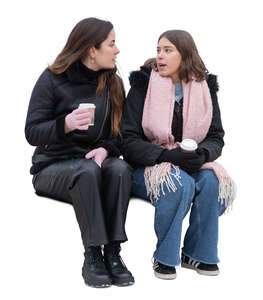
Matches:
[121,66,225,169]
[25,60,123,174]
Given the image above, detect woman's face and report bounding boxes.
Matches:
[156,37,182,82]
[91,29,120,70]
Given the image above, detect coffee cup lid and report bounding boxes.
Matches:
[180,139,197,151]
[79,103,96,108]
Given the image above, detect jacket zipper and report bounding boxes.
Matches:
[91,90,110,145]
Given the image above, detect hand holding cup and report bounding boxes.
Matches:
[65,108,91,133]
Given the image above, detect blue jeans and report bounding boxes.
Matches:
[132,167,226,267]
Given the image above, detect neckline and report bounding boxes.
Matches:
[65,60,117,84]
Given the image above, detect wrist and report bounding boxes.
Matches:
[65,115,73,133]
[64,123,71,134]
[197,147,208,162]
[157,149,168,163]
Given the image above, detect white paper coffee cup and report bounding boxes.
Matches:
[78,103,96,126]
[180,139,198,152]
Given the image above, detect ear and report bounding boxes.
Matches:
[88,46,96,59]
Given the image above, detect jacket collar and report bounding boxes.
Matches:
[66,59,117,84]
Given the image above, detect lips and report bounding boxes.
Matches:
[158,63,167,70]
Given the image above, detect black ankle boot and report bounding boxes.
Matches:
[104,242,134,286]
[82,246,112,288]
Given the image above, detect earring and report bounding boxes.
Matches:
[91,58,95,64]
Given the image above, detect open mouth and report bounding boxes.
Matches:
[158,63,167,68]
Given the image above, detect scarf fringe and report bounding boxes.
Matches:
[144,163,237,212]
[218,177,237,213]
[144,163,182,202]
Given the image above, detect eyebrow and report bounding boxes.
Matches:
[157,46,173,49]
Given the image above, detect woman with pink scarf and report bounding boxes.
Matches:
[121,30,236,280]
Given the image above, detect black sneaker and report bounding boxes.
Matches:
[181,253,220,276]
[104,242,135,287]
[82,246,112,288]
[153,259,177,280]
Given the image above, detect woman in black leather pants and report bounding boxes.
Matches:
[25,17,134,288]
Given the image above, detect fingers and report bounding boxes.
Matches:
[85,150,96,159]
[67,109,93,131]
[85,152,102,168]
[73,109,92,119]
[74,110,92,128]
[85,149,105,168]
[77,118,91,127]
[74,108,90,115]
[93,157,102,167]
[77,124,89,130]
[76,112,92,121]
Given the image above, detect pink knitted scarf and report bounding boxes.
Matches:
[142,70,236,209]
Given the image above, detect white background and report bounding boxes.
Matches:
[1,0,262,299]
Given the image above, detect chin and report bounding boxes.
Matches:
[159,71,169,77]
[105,64,115,69]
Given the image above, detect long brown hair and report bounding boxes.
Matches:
[48,17,123,137]
[158,30,207,83]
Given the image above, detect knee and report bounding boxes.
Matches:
[194,170,221,209]
[74,159,101,182]
[197,170,219,200]
[197,169,219,188]
[102,158,132,178]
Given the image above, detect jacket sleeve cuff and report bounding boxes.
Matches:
[56,114,73,142]
[197,146,211,162]
[156,149,168,163]
[100,140,121,157]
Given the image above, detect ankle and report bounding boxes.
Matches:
[85,246,102,260]
[104,242,121,256]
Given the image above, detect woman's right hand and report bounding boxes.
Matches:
[157,148,201,174]
[65,108,92,133]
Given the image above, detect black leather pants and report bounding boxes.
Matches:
[32,158,132,249]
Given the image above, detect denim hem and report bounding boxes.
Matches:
[154,254,180,267]
[182,250,220,265]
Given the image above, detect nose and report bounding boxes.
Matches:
[157,51,164,60]
[115,45,120,55]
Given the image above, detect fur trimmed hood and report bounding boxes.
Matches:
[129,66,219,94]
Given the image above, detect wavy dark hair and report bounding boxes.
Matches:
[156,30,207,83]
[48,17,124,137]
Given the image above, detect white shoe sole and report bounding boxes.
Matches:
[181,262,219,276]
[154,271,177,280]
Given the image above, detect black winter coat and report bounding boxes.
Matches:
[121,66,225,169]
[25,60,122,174]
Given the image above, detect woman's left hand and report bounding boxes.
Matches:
[85,147,108,167]
[185,149,206,174]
